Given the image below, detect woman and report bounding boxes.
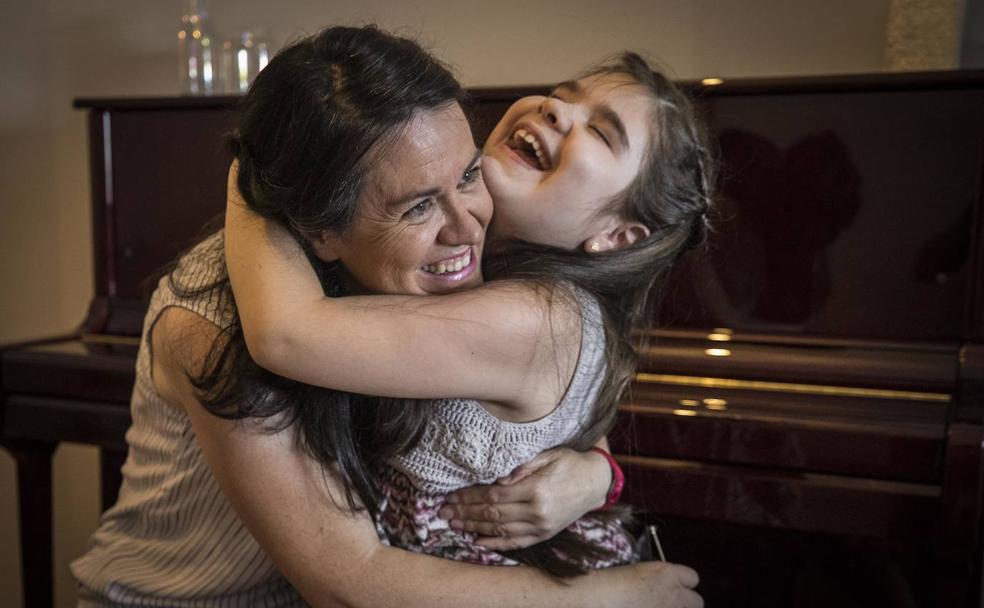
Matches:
[224,42,712,574]
[71,25,701,607]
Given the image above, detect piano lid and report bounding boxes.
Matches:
[75,72,984,343]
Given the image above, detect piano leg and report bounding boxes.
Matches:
[936,423,984,607]
[2,439,56,608]
[99,448,126,512]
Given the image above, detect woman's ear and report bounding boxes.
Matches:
[582,221,650,253]
[308,231,341,262]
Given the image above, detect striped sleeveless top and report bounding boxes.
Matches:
[71,232,306,607]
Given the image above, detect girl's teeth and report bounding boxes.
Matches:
[513,128,548,170]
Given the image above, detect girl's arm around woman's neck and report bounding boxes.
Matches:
[224,163,580,421]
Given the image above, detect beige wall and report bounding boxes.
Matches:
[0,0,896,605]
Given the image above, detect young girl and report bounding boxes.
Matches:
[225,52,712,575]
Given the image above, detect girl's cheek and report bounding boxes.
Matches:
[481,162,515,202]
[566,154,598,184]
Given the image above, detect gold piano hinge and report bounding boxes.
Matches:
[81,333,141,346]
[635,373,951,403]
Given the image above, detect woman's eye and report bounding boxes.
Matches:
[460,165,482,187]
[403,199,434,221]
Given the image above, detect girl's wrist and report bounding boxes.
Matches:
[587,446,624,510]
[585,448,612,510]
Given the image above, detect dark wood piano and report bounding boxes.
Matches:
[2,71,983,607]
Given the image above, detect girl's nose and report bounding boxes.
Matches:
[538,97,572,133]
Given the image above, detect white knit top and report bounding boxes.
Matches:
[391,289,606,494]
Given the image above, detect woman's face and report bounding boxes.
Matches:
[312,103,492,295]
[482,72,654,250]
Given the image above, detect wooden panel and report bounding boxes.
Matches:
[640,333,959,392]
[937,423,984,561]
[1,338,137,404]
[614,387,945,483]
[109,108,236,300]
[4,395,130,449]
[620,455,939,540]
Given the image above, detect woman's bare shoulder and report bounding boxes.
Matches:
[148,306,226,412]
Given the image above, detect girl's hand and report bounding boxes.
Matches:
[437,446,611,550]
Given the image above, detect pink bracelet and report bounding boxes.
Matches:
[589,447,625,509]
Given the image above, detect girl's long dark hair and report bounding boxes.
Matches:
[494,52,713,446]
[487,52,715,575]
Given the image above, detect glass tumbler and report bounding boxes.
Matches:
[178,0,216,95]
[221,31,271,94]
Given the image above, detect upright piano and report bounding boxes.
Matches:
[2,71,982,607]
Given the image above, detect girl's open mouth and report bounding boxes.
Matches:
[505,127,551,171]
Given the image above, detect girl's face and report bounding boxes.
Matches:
[482,72,654,250]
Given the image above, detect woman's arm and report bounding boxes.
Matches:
[224,162,577,416]
[151,306,703,608]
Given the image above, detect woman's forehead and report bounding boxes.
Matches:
[362,104,477,209]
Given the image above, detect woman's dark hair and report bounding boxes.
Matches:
[484,52,715,575]
[176,25,463,519]
[232,25,465,241]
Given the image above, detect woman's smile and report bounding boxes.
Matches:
[420,246,476,279]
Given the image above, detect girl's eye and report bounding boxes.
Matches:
[590,125,611,148]
[403,199,434,221]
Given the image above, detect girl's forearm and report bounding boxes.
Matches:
[224,162,326,370]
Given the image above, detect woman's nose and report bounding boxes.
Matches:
[439,198,486,246]
[539,97,572,133]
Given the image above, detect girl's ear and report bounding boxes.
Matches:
[308,231,341,262]
[582,221,650,253]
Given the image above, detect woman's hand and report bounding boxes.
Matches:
[598,561,703,608]
[438,446,612,550]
